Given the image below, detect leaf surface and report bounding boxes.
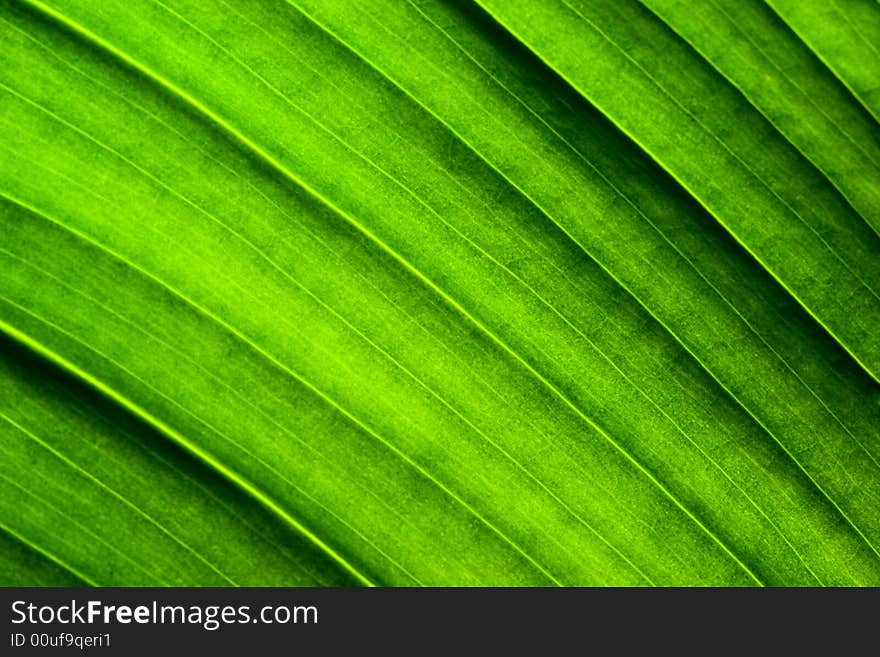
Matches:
[1,0,879,586]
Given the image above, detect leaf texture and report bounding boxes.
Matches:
[1,0,878,586]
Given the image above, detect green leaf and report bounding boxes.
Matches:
[766,0,880,124]
[1,0,878,586]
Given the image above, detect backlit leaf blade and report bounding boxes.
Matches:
[766,0,880,124]
[1,0,878,586]
[474,0,880,379]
